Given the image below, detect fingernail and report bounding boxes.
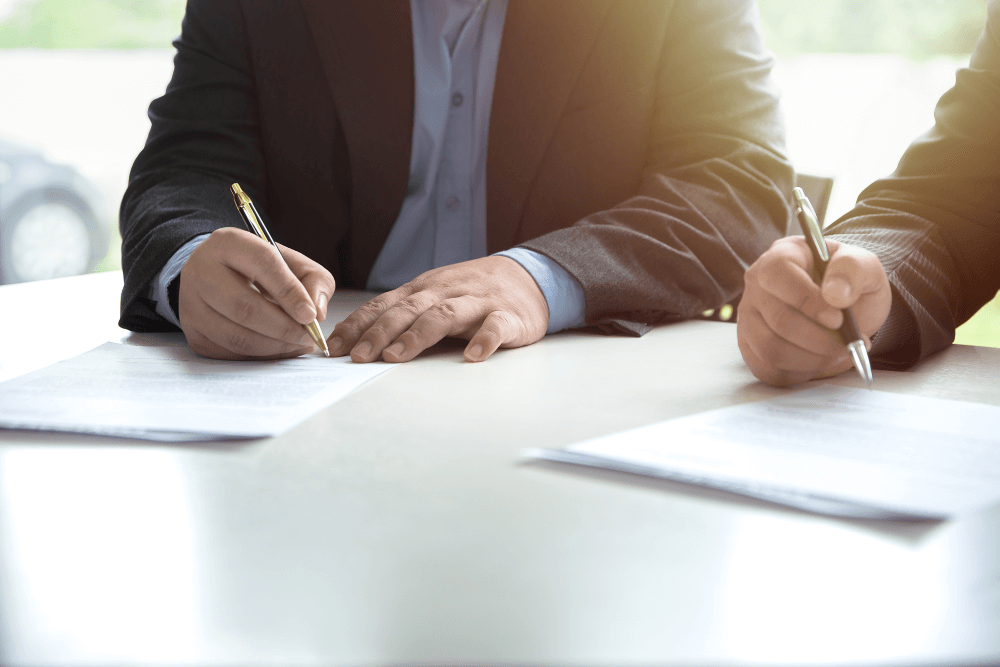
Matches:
[384,342,405,359]
[467,344,484,361]
[353,341,372,359]
[328,335,344,355]
[317,293,328,317]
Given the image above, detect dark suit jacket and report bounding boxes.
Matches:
[119,0,793,334]
[825,0,1000,369]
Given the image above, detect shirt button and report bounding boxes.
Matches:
[451,92,464,107]
[445,196,461,211]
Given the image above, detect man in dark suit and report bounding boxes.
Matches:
[121,0,793,362]
[737,0,1000,386]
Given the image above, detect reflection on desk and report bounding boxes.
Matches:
[1,271,999,666]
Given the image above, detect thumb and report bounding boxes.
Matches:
[821,273,856,309]
[821,243,883,309]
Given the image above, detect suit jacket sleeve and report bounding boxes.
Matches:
[823,0,1000,369]
[518,0,794,336]
[118,0,267,332]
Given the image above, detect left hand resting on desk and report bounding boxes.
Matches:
[328,256,549,363]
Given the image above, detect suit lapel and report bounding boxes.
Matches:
[487,0,614,253]
[298,0,414,285]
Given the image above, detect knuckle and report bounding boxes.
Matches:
[279,318,306,342]
[363,323,393,344]
[397,328,428,348]
[428,299,460,322]
[485,310,518,340]
[394,293,433,319]
[358,299,390,320]
[302,262,336,285]
[231,294,258,325]
[791,288,814,312]
[225,329,257,356]
[273,280,302,304]
[333,320,362,341]
[212,226,241,243]
[770,305,794,333]
[800,293,827,316]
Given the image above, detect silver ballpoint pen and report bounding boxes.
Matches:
[793,186,873,388]
[230,183,330,357]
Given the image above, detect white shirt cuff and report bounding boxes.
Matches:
[151,234,210,327]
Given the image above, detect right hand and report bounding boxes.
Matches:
[178,227,336,360]
[737,236,892,386]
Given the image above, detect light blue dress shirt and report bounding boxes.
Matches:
[153,0,585,334]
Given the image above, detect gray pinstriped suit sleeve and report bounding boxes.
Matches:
[823,0,1000,370]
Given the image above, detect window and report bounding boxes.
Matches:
[0,0,183,284]
[0,0,994,346]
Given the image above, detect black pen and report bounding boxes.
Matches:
[793,186,873,388]
[230,183,330,357]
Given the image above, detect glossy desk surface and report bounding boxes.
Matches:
[1,271,999,666]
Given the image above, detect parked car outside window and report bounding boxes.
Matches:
[0,137,108,284]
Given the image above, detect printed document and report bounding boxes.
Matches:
[0,342,393,441]
[527,385,1000,519]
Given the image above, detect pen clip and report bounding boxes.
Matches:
[793,186,829,263]
[231,183,283,260]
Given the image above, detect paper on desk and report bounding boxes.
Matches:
[526,385,1000,520]
[0,342,394,441]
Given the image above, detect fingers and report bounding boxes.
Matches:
[737,306,848,386]
[737,236,858,387]
[748,237,842,328]
[751,281,844,359]
[328,256,548,363]
[821,243,893,334]
[738,326,819,387]
[198,228,319,323]
[237,241,317,325]
[183,300,315,360]
[335,291,513,364]
[326,286,417,360]
[821,242,884,307]
[278,243,336,322]
[464,310,518,362]
[178,228,323,360]
[381,295,482,363]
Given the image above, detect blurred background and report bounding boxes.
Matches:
[0,0,995,346]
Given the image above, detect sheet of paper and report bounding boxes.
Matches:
[0,342,394,441]
[527,385,1000,519]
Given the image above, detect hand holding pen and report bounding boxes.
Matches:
[736,192,892,387]
[173,186,336,360]
[231,184,329,356]
[792,187,873,387]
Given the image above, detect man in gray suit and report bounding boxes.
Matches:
[738,0,1000,386]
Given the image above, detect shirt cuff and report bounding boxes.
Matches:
[151,234,210,327]
[495,247,586,334]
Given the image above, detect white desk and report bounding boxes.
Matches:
[1,271,999,666]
